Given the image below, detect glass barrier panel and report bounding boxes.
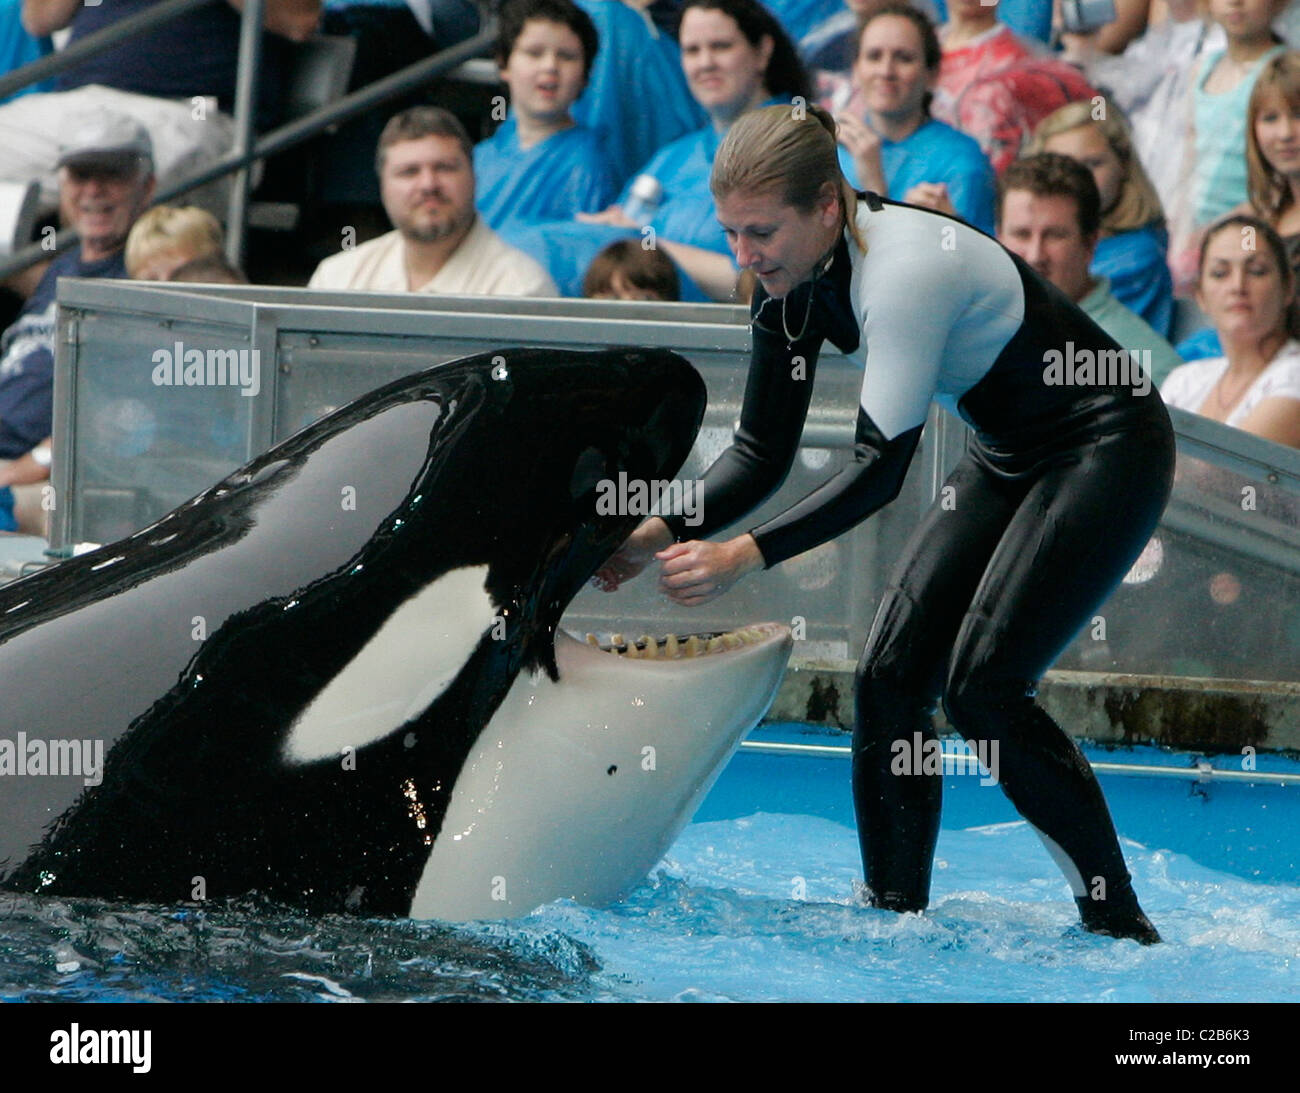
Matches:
[68,311,256,543]
[53,283,1300,686]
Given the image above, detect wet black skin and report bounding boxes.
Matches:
[0,347,705,914]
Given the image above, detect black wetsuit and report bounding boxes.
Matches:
[662,194,1174,939]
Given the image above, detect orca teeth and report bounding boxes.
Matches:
[588,622,782,660]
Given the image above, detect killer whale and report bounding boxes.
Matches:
[0,347,793,919]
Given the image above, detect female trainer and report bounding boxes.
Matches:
[596,103,1173,943]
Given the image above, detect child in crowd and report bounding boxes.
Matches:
[474,0,617,231]
[1172,0,1287,289]
[521,0,810,299]
[169,253,247,284]
[930,0,1095,174]
[1245,52,1300,261]
[124,205,223,281]
[582,238,680,300]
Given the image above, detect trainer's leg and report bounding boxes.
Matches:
[942,421,1174,941]
[854,456,1024,910]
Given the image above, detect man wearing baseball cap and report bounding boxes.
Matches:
[0,111,155,532]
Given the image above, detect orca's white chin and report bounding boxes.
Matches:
[408,622,793,921]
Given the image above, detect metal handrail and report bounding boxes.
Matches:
[225,0,266,264]
[153,22,498,205]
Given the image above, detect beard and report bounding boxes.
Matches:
[394,202,474,245]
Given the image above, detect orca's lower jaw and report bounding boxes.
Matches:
[407,622,792,922]
[578,622,790,662]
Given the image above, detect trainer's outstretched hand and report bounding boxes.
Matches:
[658,534,765,606]
[592,517,674,592]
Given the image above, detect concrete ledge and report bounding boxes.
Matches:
[771,659,1300,754]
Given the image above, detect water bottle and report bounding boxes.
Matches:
[622,174,663,228]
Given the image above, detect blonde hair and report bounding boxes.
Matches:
[711,103,864,250]
[1026,98,1164,235]
[1247,52,1300,222]
[125,205,223,278]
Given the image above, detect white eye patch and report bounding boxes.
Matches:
[283,565,495,762]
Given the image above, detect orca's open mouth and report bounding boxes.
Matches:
[579,621,789,660]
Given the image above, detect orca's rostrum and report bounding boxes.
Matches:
[0,348,793,920]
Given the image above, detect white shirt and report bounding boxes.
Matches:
[1160,340,1300,426]
[308,217,556,297]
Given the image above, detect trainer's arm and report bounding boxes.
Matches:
[748,410,922,567]
[666,215,964,585]
[593,312,819,591]
[659,318,824,543]
[657,410,920,605]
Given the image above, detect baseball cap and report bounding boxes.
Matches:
[56,112,154,173]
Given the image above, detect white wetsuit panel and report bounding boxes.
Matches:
[845,200,1025,440]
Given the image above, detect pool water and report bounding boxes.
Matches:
[2,725,1297,1003]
